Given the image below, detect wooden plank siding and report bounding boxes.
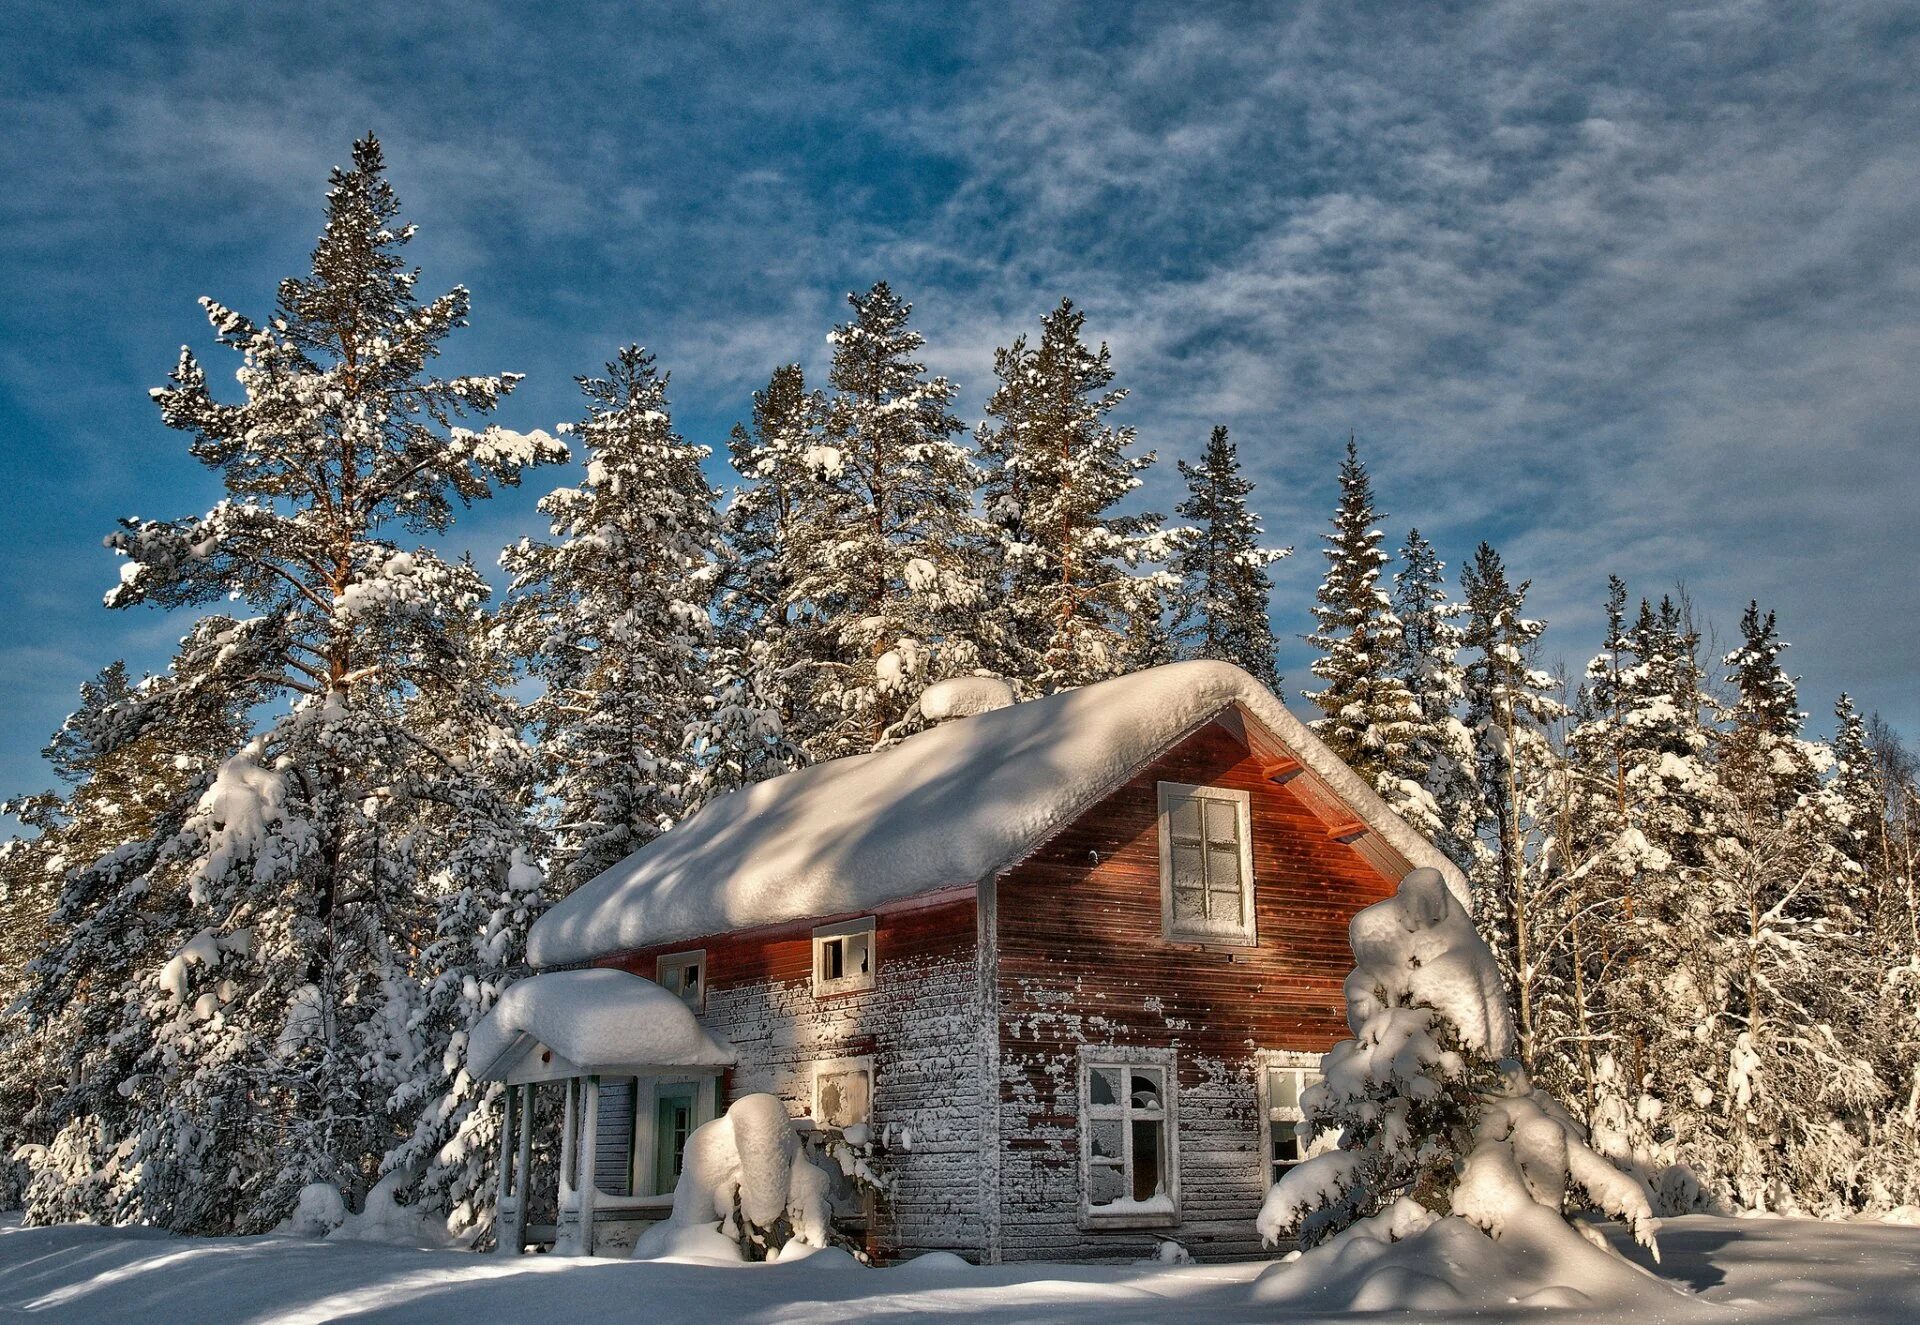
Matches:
[993,718,1398,1262]
[594,894,988,1259]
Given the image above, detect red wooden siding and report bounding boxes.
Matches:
[993,718,1399,1261]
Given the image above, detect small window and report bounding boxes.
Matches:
[1080,1047,1179,1226]
[657,950,706,1011]
[813,918,876,996]
[813,1056,874,1131]
[1158,782,1256,944]
[1259,1051,1326,1187]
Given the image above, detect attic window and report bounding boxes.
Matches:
[656,950,705,1011]
[1157,782,1256,945]
[813,918,876,997]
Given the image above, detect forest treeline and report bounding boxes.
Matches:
[2,137,1914,1235]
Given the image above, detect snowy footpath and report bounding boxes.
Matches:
[3,1214,1918,1325]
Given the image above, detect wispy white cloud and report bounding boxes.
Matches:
[1,0,1915,801]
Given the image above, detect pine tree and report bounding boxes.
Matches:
[1388,530,1478,868]
[1304,439,1422,794]
[695,363,822,793]
[1458,542,1565,1067]
[1709,604,1875,1212]
[1169,425,1288,689]
[499,345,720,894]
[1612,594,1731,1201]
[976,298,1172,692]
[2,655,252,1216]
[1257,870,1659,1281]
[33,135,563,1232]
[797,283,990,753]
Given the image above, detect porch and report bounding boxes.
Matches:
[467,967,735,1256]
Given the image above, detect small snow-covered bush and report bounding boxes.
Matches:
[633,1093,847,1264]
[1255,869,1674,1311]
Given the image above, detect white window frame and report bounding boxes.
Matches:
[1077,1045,1180,1229]
[812,917,876,997]
[636,1075,719,1198]
[1156,781,1257,945]
[656,949,707,1011]
[1256,1049,1325,1189]
[811,1054,875,1133]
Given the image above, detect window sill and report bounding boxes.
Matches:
[1078,1210,1180,1231]
[1161,931,1258,951]
[812,978,875,999]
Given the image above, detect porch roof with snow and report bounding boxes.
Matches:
[466,968,736,1084]
[528,660,1468,968]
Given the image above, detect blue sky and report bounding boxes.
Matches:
[3,1,1917,805]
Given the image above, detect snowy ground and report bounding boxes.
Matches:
[3,1214,1917,1324]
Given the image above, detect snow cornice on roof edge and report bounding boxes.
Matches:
[527,660,1468,968]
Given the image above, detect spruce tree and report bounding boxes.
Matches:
[1169,425,1288,689]
[976,298,1172,691]
[3,654,251,1218]
[1458,542,1565,1066]
[800,283,990,753]
[43,135,562,1232]
[499,345,721,894]
[1389,529,1479,868]
[1710,603,1874,1212]
[1304,438,1422,793]
[696,363,822,791]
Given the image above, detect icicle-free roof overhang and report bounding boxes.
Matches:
[467,968,736,1085]
[529,660,1470,967]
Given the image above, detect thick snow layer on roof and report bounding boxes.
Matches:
[919,674,1016,721]
[466,968,735,1080]
[530,660,1468,967]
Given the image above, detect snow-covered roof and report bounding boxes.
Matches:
[529,660,1468,967]
[466,968,736,1082]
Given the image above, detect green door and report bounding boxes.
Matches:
[654,1085,698,1195]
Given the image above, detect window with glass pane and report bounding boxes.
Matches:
[656,951,705,1010]
[1263,1061,1323,1185]
[1158,783,1255,943]
[1083,1058,1176,1220]
[813,919,876,995]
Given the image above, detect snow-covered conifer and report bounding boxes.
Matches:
[1388,530,1478,869]
[976,299,1172,692]
[499,345,720,893]
[1257,869,1660,1300]
[1458,543,1565,1062]
[796,283,991,752]
[42,136,563,1232]
[1169,426,1288,690]
[1304,440,1423,798]
[696,363,821,790]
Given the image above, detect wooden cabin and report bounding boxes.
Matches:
[481,660,1467,1262]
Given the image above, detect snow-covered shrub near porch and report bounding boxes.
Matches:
[632,1093,837,1263]
[1254,868,1670,1309]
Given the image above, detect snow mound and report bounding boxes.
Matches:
[466,968,735,1080]
[532,660,1466,964]
[1252,1198,1682,1314]
[919,674,1016,721]
[633,1093,838,1264]
[276,1182,347,1237]
[274,1173,456,1248]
